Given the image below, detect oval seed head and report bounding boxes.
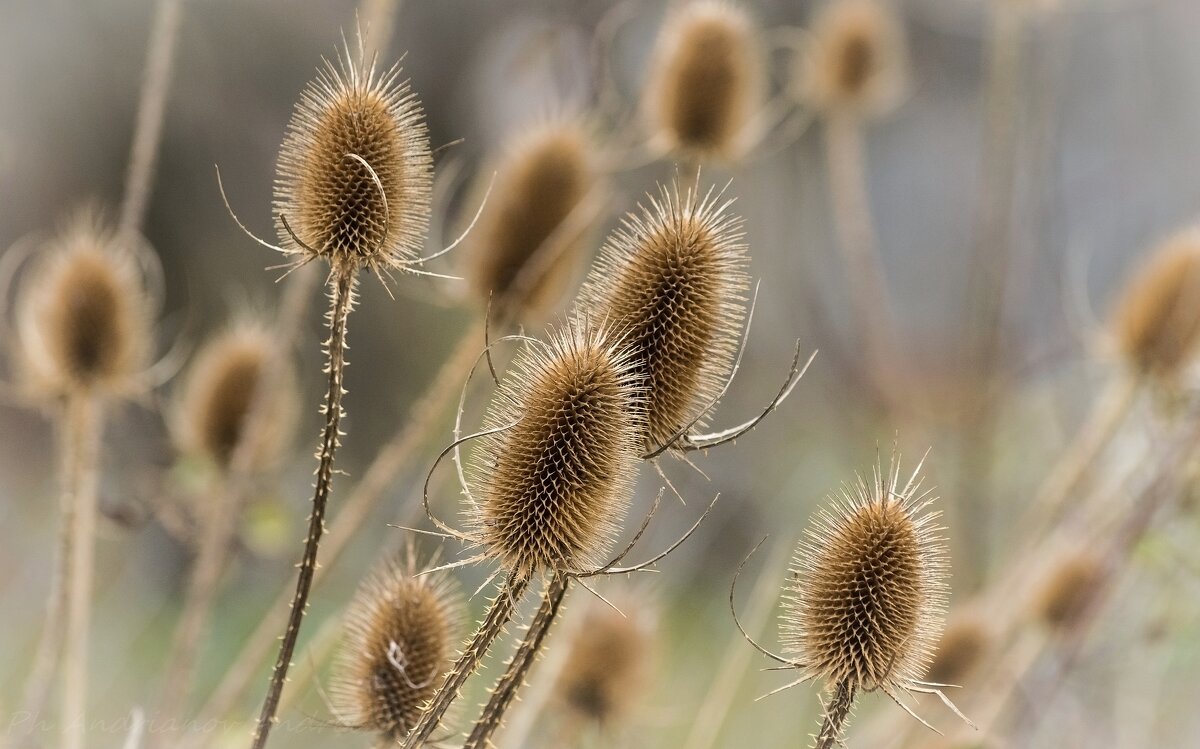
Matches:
[1112,227,1200,378]
[330,551,463,743]
[173,322,298,470]
[468,320,644,581]
[465,121,598,318]
[1031,552,1105,631]
[780,459,949,692]
[925,608,991,686]
[15,213,152,399]
[578,180,749,453]
[274,36,433,274]
[801,0,908,118]
[554,594,655,727]
[645,1,764,161]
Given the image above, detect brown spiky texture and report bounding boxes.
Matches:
[1031,553,1105,631]
[577,180,749,453]
[273,35,433,274]
[780,458,949,694]
[465,121,597,318]
[467,320,644,581]
[331,551,463,743]
[925,609,991,686]
[802,0,908,118]
[1112,227,1200,377]
[15,213,152,399]
[555,594,655,726]
[645,0,764,160]
[173,322,297,470]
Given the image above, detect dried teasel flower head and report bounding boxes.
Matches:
[554,592,656,727]
[801,0,908,118]
[780,455,949,695]
[578,179,749,453]
[330,548,463,743]
[1030,552,1105,631]
[273,32,433,275]
[925,607,991,686]
[14,212,154,400]
[172,321,298,471]
[467,319,644,581]
[644,1,765,161]
[464,120,599,319]
[1112,227,1200,378]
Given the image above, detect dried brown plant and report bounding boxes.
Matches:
[801,0,907,119]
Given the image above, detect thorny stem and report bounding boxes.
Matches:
[249,269,357,749]
[61,394,103,749]
[814,680,856,749]
[402,574,531,749]
[824,113,905,414]
[188,323,483,742]
[464,573,569,749]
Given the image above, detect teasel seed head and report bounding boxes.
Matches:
[554,593,656,726]
[330,549,463,743]
[468,319,644,581]
[801,0,908,118]
[1031,552,1105,631]
[925,608,991,686]
[173,322,298,470]
[645,1,764,161]
[273,35,433,275]
[1112,227,1200,378]
[780,457,949,693]
[578,179,749,453]
[465,120,598,319]
[15,212,153,400]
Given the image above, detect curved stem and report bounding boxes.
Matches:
[249,269,357,749]
[464,573,569,749]
[61,394,103,749]
[402,574,531,749]
[813,680,856,749]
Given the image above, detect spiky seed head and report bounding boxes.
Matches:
[15,213,152,399]
[468,320,643,581]
[465,121,598,319]
[578,180,749,453]
[330,550,463,742]
[173,323,297,470]
[801,0,907,118]
[780,458,949,692]
[273,36,433,274]
[925,609,991,686]
[1112,227,1200,378]
[1031,552,1105,631]
[554,594,655,726]
[645,1,764,160]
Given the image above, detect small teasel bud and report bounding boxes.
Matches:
[331,551,463,743]
[1031,552,1105,631]
[172,322,297,470]
[644,0,764,160]
[578,179,749,452]
[1112,227,1200,378]
[468,319,644,581]
[273,36,433,274]
[464,120,598,319]
[554,593,656,727]
[926,608,991,686]
[777,456,958,743]
[801,0,908,118]
[15,212,152,399]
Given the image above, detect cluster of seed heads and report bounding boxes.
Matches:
[331,551,462,743]
[15,212,153,400]
[801,0,907,118]
[645,0,763,160]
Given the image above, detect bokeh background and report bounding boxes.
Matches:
[3,0,1200,747]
